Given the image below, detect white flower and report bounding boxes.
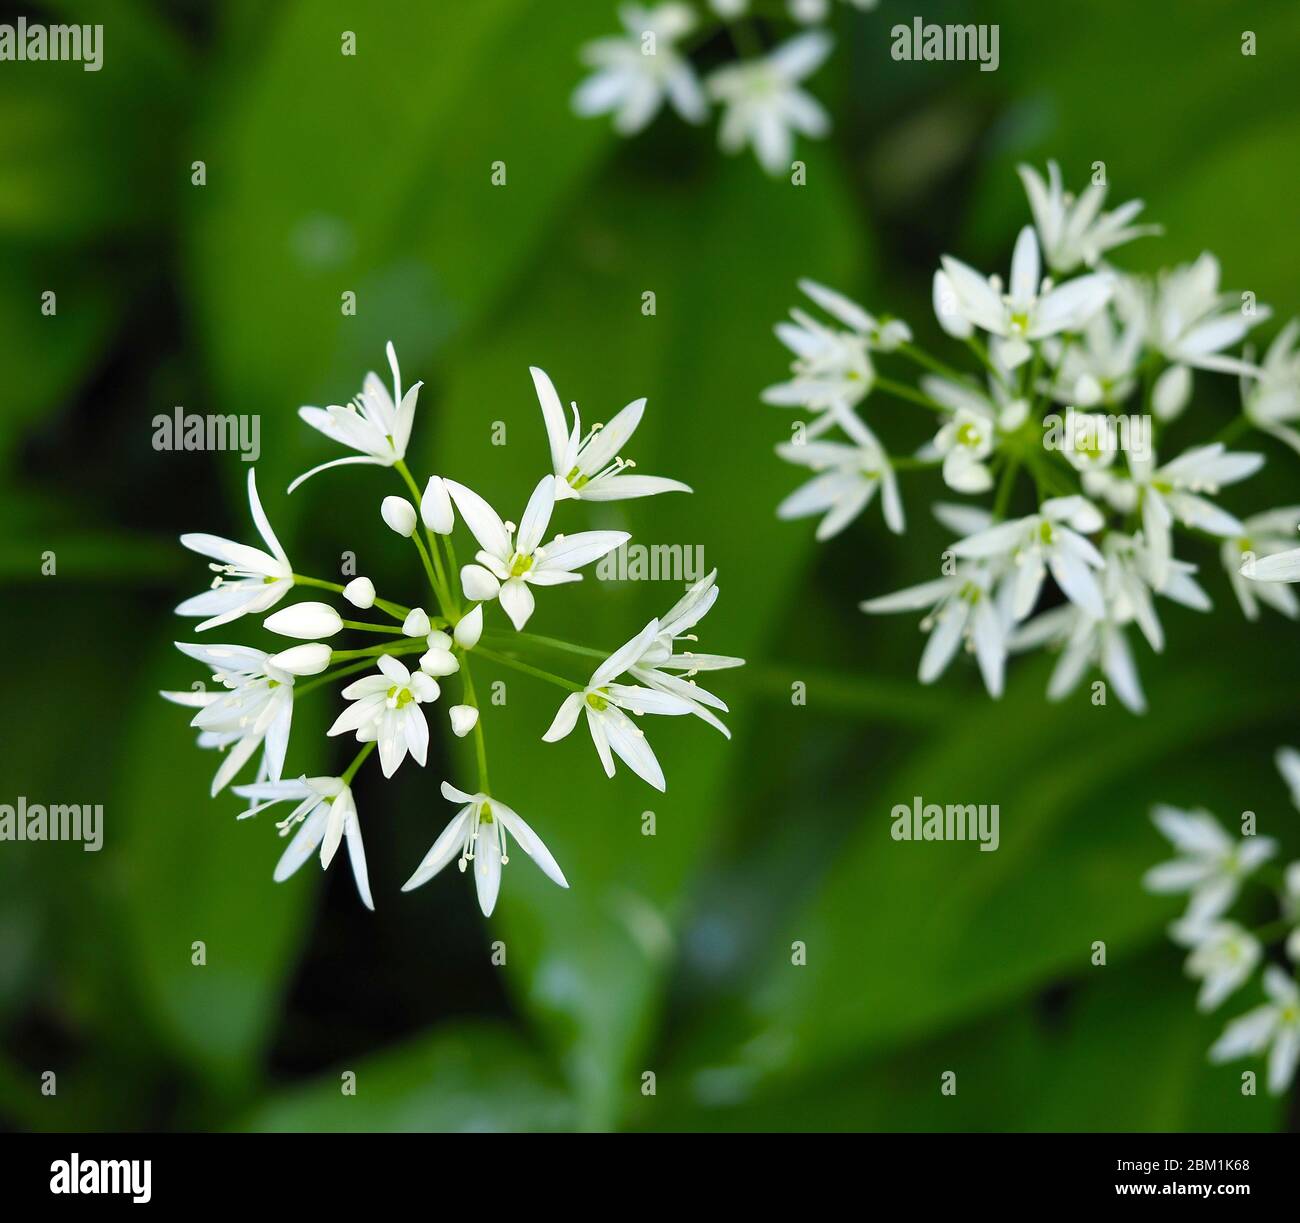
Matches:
[1209,967,1300,1095]
[168,643,295,796]
[1285,859,1300,964]
[327,654,438,778]
[1042,292,1145,408]
[263,601,344,640]
[776,411,904,539]
[707,32,832,176]
[1148,253,1268,376]
[542,619,696,791]
[531,368,691,502]
[381,495,417,538]
[1223,507,1300,618]
[1018,160,1158,274]
[402,782,568,916]
[291,342,420,491]
[176,469,293,631]
[446,476,628,630]
[267,643,332,677]
[1276,746,1300,814]
[573,3,706,136]
[938,226,1114,369]
[342,577,375,609]
[453,605,483,649]
[949,494,1106,621]
[232,777,372,910]
[1242,319,1300,453]
[419,630,459,678]
[449,705,479,738]
[625,570,744,735]
[420,475,455,534]
[1144,805,1276,924]
[1172,919,1261,1012]
[861,554,1011,698]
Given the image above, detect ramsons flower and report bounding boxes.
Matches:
[233,777,372,910]
[291,341,420,491]
[542,619,696,791]
[1209,967,1300,1096]
[1243,319,1300,452]
[448,476,629,629]
[1223,507,1300,619]
[402,782,568,917]
[707,32,832,176]
[176,470,292,631]
[1172,919,1261,1012]
[572,3,706,136]
[531,367,691,502]
[1148,254,1269,376]
[327,654,438,778]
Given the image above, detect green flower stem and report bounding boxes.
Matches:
[1213,416,1252,446]
[481,627,605,663]
[341,619,408,635]
[474,646,584,692]
[992,455,1021,519]
[889,455,943,472]
[393,459,454,615]
[896,341,975,386]
[874,376,946,413]
[410,532,450,612]
[1251,918,1294,945]
[458,654,490,793]
[341,740,376,784]
[331,638,427,662]
[965,336,997,377]
[292,573,409,621]
[294,659,377,696]
[436,534,462,619]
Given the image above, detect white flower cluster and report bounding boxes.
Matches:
[1143,749,1300,1096]
[572,1,877,175]
[163,346,742,916]
[765,162,1300,711]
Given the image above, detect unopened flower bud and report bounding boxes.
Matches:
[264,601,343,639]
[381,496,417,537]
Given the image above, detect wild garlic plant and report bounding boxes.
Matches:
[572,1,879,176]
[162,345,742,916]
[764,162,1300,712]
[1142,748,1300,1097]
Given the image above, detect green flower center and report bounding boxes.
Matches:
[586,691,609,712]
[508,552,534,578]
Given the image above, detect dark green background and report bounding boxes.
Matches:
[1,0,1298,1131]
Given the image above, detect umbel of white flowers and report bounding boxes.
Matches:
[1142,748,1300,1096]
[763,160,1299,713]
[163,346,743,915]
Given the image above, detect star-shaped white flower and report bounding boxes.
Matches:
[176,469,292,631]
[447,476,629,630]
[707,32,832,176]
[1018,160,1159,274]
[401,781,568,917]
[542,619,695,792]
[1209,966,1300,1096]
[327,654,438,778]
[1149,253,1269,376]
[572,3,707,135]
[290,342,421,491]
[1171,919,1261,1012]
[164,643,298,796]
[776,410,903,539]
[1144,805,1276,924]
[530,368,691,502]
[233,776,372,910]
[1243,319,1300,452]
[939,226,1114,369]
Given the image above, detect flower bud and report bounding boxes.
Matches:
[403,607,431,636]
[426,630,452,651]
[268,643,332,676]
[381,495,417,537]
[453,604,483,649]
[1153,363,1192,422]
[449,705,479,737]
[421,476,454,535]
[461,563,500,602]
[343,577,376,609]
[420,644,460,677]
[264,601,343,639]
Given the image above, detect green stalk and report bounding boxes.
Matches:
[341,740,376,784]
[292,572,409,621]
[474,646,584,691]
[458,654,490,793]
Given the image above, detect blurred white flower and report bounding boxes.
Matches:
[402,781,568,917]
[776,411,903,538]
[1149,254,1268,376]
[707,32,832,175]
[177,470,293,631]
[1042,294,1145,408]
[447,476,628,629]
[1172,919,1261,1012]
[939,226,1114,368]
[542,619,695,792]
[572,3,706,135]
[1223,507,1300,619]
[327,654,438,778]
[292,342,420,491]
[233,776,372,911]
[531,367,691,502]
[1018,160,1158,274]
[1209,966,1300,1095]
[1144,805,1276,924]
[1243,319,1300,453]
